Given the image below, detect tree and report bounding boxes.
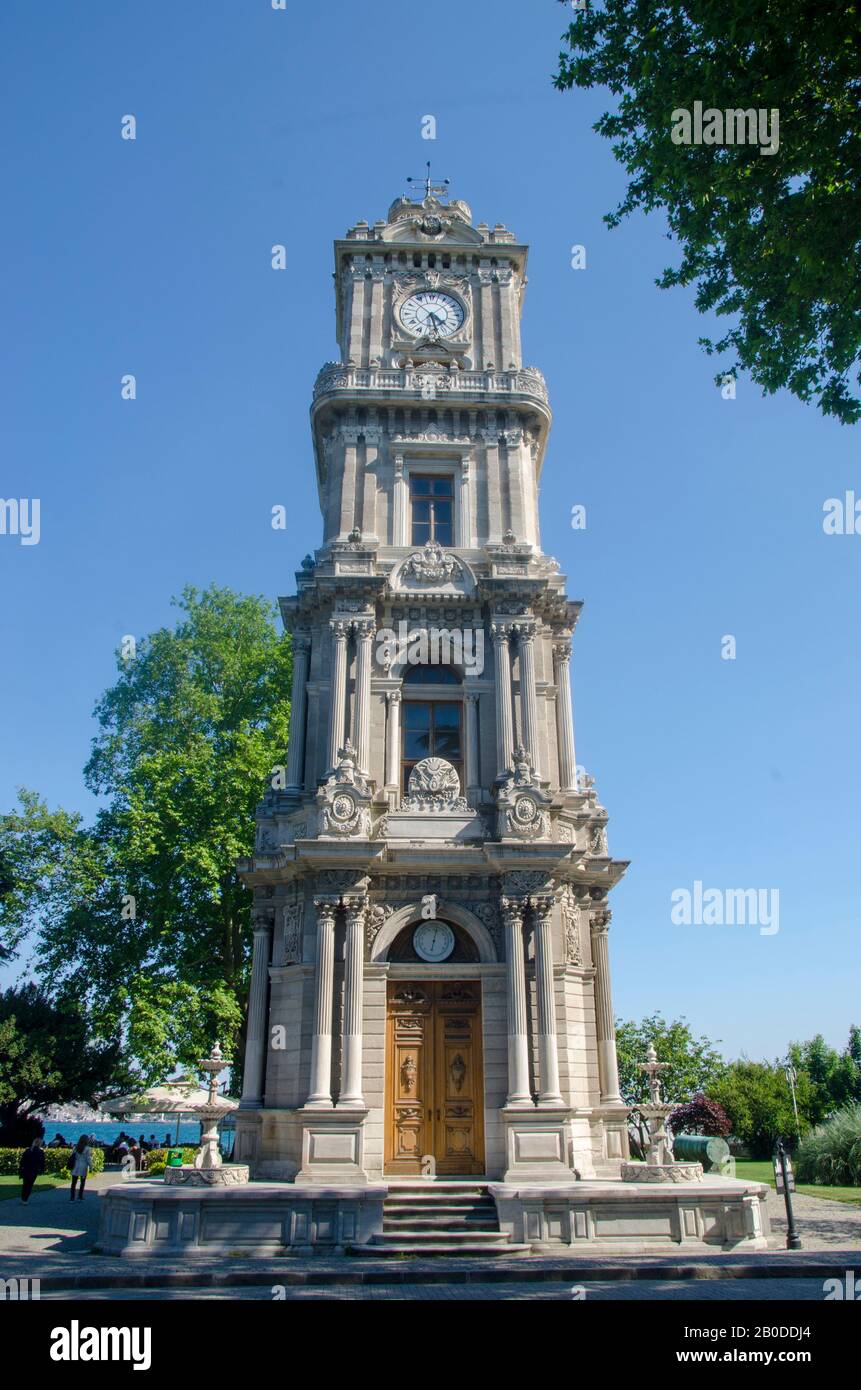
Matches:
[616,1013,726,1156]
[787,1031,861,1123]
[0,791,83,964]
[709,1059,814,1157]
[7,585,292,1084]
[668,1092,731,1137]
[554,1,861,422]
[0,985,126,1145]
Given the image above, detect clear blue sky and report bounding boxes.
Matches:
[2,1,858,1061]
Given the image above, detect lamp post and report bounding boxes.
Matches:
[774,1138,802,1250]
[784,1062,801,1142]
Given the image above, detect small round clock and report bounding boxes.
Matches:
[400,291,464,339]
[413,921,456,962]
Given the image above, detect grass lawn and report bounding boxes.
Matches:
[734,1160,861,1206]
[0,1174,66,1202]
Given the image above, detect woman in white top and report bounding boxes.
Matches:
[70,1135,93,1201]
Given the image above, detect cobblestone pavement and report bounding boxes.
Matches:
[39,1277,836,1301]
[765,1187,861,1249]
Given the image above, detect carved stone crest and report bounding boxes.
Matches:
[403,757,468,812]
[403,540,460,585]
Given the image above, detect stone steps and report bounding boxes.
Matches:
[357,1182,530,1258]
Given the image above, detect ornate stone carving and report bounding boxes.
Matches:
[317,742,372,838]
[502,872,554,897]
[590,821,609,855]
[366,902,393,946]
[403,540,460,584]
[283,904,303,963]
[559,886,582,966]
[403,757,469,812]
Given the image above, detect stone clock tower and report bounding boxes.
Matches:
[235,185,631,1195]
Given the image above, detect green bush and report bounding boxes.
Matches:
[0,1147,105,1177]
[795,1104,861,1186]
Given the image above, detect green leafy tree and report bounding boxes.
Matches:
[7,586,292,1083]
[0,984,127,1145]
[787,1031,861,1123]
[616,1013,726,1155]
[709,1059,814,1157]
[0,791,84,963]
[554,1,861,421]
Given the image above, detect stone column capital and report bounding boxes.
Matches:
[528,895,555,924]
[330,619,351,639]
[313,897,340,925]
[352,617,376,639]
[500,895,527,927]
[552,638,572,666]
[590,908,612,936]
[491,623,513,645]
[292,631,312,654]
[342,895,368,925]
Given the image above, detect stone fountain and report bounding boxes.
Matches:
[162,1043,250,1188]
[621,1044,704,1184]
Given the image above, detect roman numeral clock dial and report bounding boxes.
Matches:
[399,291,464,339]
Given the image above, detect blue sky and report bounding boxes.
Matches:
[2,1,858,1061]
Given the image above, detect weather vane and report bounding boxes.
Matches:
[406,161,450,201]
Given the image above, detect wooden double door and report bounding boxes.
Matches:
[385,980,485,1176]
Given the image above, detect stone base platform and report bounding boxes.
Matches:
[98,1181,387,1256]
[490,1178,771,1253]
[98,1175,771,1257]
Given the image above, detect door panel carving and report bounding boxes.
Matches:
[385,979,484,1175]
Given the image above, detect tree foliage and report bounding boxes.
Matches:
[616,1012,726,1107]
[554,1,861,422]
[668,1092,731,1137]
[709,1059,814,1157]
[0,985,126,1145]
[787,1032,861,1124]
[3,586,292,1083]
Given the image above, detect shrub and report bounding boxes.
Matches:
[0,1147,105,1177]
[795,1104,861,1186]
[668,1093,732,1137]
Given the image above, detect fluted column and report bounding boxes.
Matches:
[338,896,367,1107]
[531,897,564,1105]
[591,907,622,1103]
[459,456,473,547]
[240,912,274,1108]
[516,622,540,779]
[553,639,577,792]
[352,618,375,775]
[392,454,407,546]
[492,624,514,780]
[306,899,337,1107]
[385,689,402,793]
[284,634,311,793]
[464,693,480,793]
[326,621,350,771]
[501,896,532,1107]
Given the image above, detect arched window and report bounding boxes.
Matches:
[403,664,461,685]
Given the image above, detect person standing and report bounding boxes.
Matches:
[19,1138,46,1203]
[70,1135,93,1200]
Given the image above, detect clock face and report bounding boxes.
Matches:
[413,921,456,963]
[400,291,465,339]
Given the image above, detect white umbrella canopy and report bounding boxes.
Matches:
[103,1077,238,1118]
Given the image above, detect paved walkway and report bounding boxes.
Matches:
[1,1175,859,1301]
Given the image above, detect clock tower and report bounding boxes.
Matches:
[235,187,630,1200]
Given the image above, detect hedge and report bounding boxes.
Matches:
[0,1147,106,1177]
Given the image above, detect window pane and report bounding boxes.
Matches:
[410,476,434,498]
[433,703,460,727]
[404,729,431,759]
[412,500,430,523]
[432,476,454,497]
[403,665,460,685]
[411,521,431,545]
[434,517,453,546]
[433,501,452,525]
[434,727,461,758]
[403,702,430,727]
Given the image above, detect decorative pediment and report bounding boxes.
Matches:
[391,542,476,596]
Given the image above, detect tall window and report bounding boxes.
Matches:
[402,701,462,794]
[410,474,454,547]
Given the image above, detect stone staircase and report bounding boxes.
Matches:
[359,1182,531,1257]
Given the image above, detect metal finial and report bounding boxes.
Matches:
[406,161,450,201]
